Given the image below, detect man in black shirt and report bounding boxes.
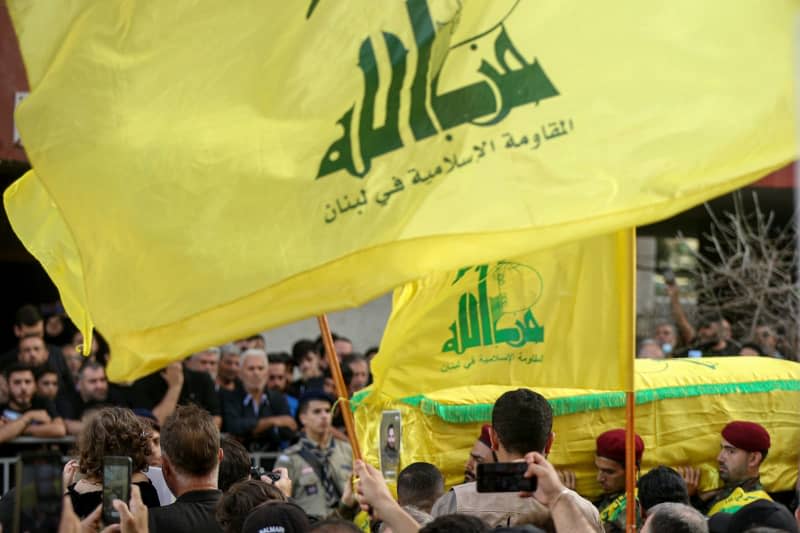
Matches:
[0,305,45,362]
[0,306,70,383]
[34,364,59,401]
[149,404,223,533]
[216,346,240,392]
[131,361,221,427]
[184,348,220,382]
[0,363,65,440]
[287,339,324,399]
[667,285,742,356]
[2,332,79,419]
[59,361,112,435]
[220,349,297,451]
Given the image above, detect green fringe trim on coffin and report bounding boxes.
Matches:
[375,379,800,424]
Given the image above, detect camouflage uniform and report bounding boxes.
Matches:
[274,436,353,520]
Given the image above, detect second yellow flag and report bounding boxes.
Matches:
[370,230,635,396]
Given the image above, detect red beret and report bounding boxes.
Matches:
[721,421,770,453]
[596,429,644,466]
[478,424,492,447]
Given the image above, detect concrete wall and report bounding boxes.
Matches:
[260,293,392,354]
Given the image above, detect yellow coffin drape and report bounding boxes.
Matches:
[353,357,800,499]
[4,0,796,380]
[370,231,634,393]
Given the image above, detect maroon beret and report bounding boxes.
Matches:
[596,429,644,466]
[721,421,771,453]
[478,424,492,447]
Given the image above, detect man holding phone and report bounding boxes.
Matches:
[430,388,601,530]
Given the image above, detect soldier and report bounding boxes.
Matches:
[680,420,773,517]
[594,428,644,532]
[463,424,495,483]
[274,391,353,520]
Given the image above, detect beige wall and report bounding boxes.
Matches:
[260,293,392,355]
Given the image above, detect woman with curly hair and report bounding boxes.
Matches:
[65,406,161,517]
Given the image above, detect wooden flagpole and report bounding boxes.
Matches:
[625,228,637,532]
[625,392,636,532]
[317,314,363,460]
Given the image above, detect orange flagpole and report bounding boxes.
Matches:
[625,392,636,532]
[317,314,363,460]
[625,229,637,532]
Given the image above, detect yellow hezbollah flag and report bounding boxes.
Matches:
[370,231,634,394]
[354,357,800,498]
[4,1,796,381]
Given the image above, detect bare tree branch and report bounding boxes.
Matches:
[683,192,799,360]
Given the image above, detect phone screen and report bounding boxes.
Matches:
[102,456,132,524]
[476,462,537,493]
[15,451,63,533]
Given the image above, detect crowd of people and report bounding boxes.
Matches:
[637,284,793,360]
[0,302,796,532]
[0,304,378,452]
[33,392,800,533]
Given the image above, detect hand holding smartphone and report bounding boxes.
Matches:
[476,462,537,493]
[103,456,132,524]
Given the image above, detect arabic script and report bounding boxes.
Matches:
[322,118,575,224]
[440,352,544,373]
[317,0,559,179]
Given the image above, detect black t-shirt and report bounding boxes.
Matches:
[0,344,76,416]
[0,344,67,379]
[107,382,136,408]
[67,480,160,518]
[286,376,325,399]
[148,489,223,533]
[0,396,60,421]
[673,338,743,357]
[0,397,63,455]
[130,367,221,416]
[56,394,116,422]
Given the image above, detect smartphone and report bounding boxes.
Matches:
[662,268,676,285]
[103,456,132,524]
[14,451,63,533]
[250,466,281,483]
[476,462,537,493]
[265,471,282,483]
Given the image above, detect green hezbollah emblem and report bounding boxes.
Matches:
[317,0,560,179]
[442,262,544,354]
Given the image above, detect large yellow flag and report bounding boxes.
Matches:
[370,231,634,394]
[4,1,795,380]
